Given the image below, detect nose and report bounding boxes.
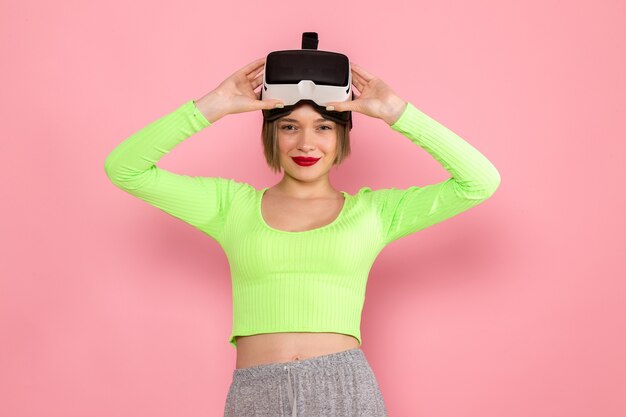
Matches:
[296,135,315,151]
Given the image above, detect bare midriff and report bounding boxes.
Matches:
[235,332,361,369]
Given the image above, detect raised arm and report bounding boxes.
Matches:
[324,63,501,246]
[103,99,246,242]
[104,58,285,243]
[371,102,501,245]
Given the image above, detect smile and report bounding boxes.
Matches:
[291,156,321,166]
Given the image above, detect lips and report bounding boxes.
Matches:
[291,156,321,166]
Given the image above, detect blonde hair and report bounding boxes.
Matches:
[261,118,351,174]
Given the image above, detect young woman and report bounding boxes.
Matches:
[105,57,501,416]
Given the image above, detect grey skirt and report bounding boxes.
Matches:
[223,347,388,416]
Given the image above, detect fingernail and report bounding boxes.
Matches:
[326,106,335,111]
[275,103,284,108]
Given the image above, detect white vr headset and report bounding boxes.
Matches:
[261,32,354,130]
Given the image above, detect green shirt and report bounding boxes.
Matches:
[104,99,501,349]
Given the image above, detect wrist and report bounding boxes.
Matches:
[382,96,408,126]
[194,92,228,124]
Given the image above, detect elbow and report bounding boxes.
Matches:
[489,166,502,194]
[478,167,501,198]
[454,167,501,200]
[103,154,120,184]
[103,152,132,187]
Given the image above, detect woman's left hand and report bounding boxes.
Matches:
[324,62,408,126]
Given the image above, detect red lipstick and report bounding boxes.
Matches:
[291,156,321,166]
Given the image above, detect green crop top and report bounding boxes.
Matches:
[104,99,501,349]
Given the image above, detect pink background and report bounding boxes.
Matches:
[1,0,624,416]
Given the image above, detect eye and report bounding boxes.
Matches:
[279,124,333,131]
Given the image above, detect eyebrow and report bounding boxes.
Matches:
[278,117,332,123]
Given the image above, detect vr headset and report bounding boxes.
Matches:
[260,32,354,130]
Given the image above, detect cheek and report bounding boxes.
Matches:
[276,136,291,153]
[321,137,338,154]
[276,134,291,151]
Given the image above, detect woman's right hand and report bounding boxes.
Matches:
[195,57,285,123]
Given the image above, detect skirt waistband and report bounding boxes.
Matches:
[232,347,366,381]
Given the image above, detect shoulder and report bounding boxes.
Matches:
[353,185,423,212]
[352,185,394,200]
[197,177,256,199]
[350,186,378,205]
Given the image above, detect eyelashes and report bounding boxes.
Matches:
[280,125,333,131]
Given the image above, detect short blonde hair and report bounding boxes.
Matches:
[261,118,351,174]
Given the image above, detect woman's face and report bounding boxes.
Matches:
[276,104,338,180]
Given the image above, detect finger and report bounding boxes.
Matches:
[351,69,368,88]
[251,72,264,90]
[352,64,375,81]
[325,86,362,111]
[248,66,263,79]
[350,71,368,91]
[325,100,355,112]
[249,71,263,82]
[351,76,364,93]
[249,66,264,81]
[243,57,266,76]
[259,99,284,110]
